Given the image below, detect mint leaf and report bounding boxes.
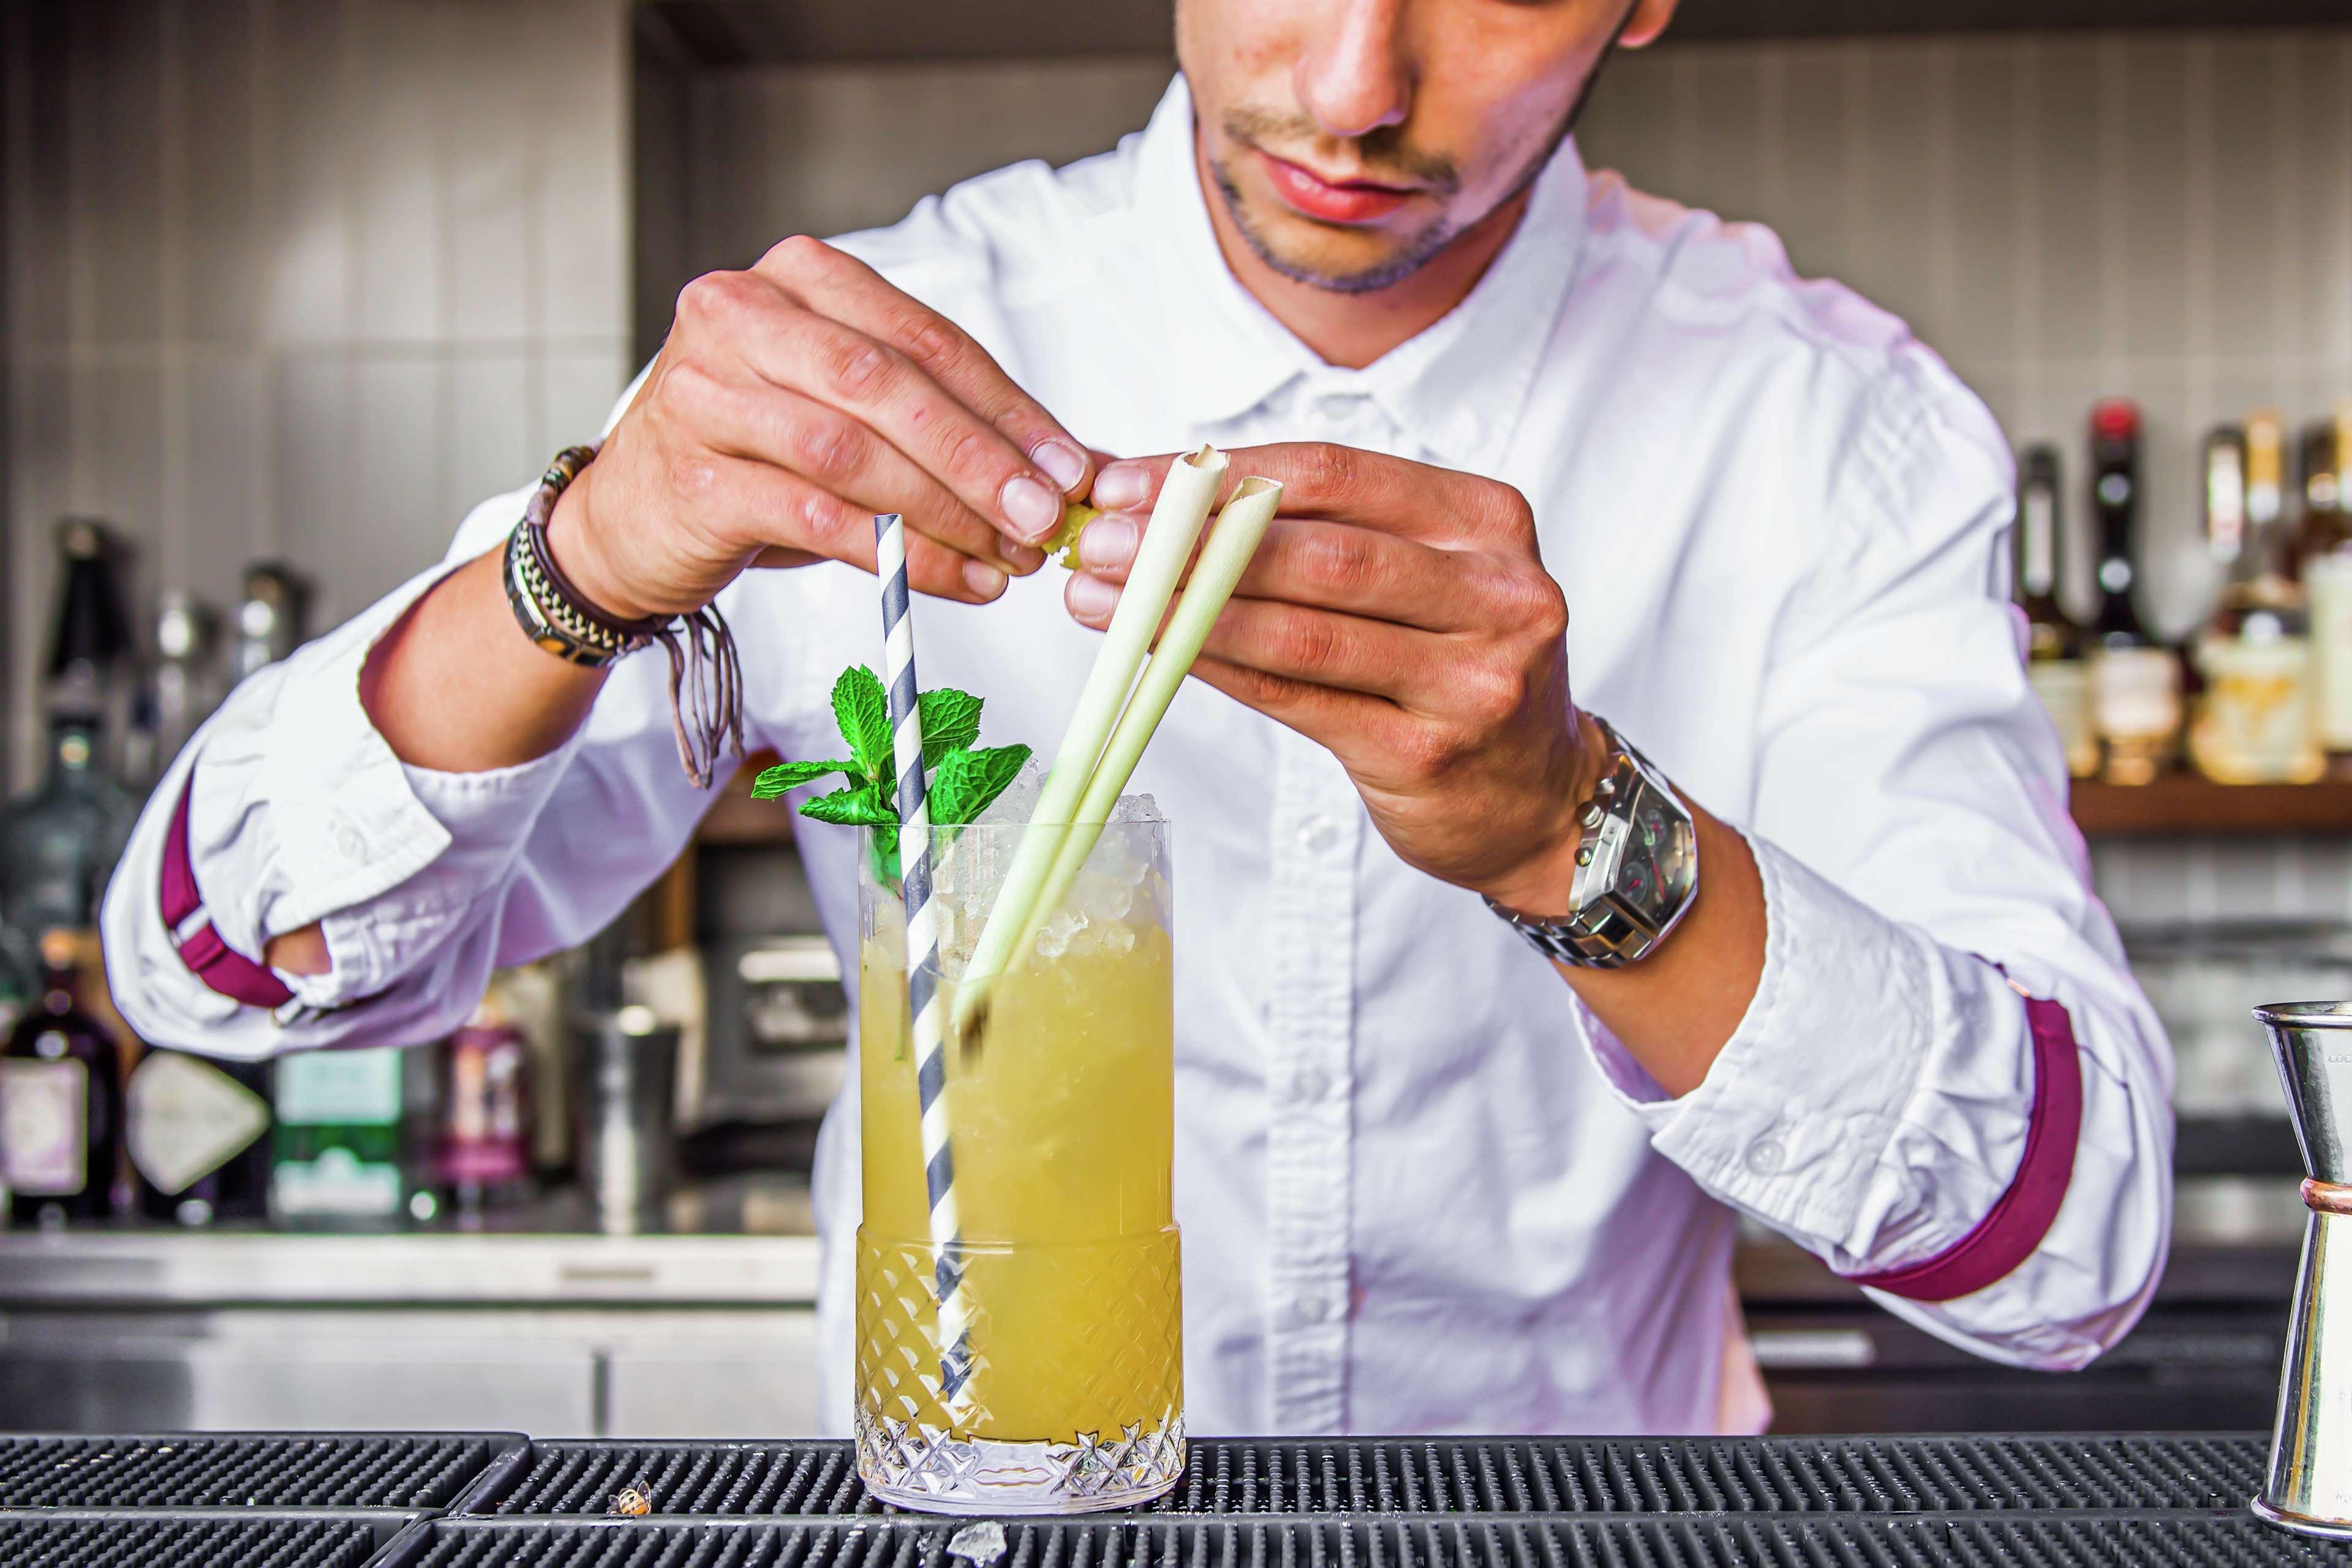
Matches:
[800,780,894,829]
[832,666,892,784]
[930,743,1033,827]
[750,759,852,800]
[918,688,982,765]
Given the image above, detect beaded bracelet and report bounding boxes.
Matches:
[502,442,744,789]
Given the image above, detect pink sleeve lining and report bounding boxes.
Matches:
[1847,992,2083,1303]
[160,767,296,1011]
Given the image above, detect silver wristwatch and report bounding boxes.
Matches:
[1483,717,1699,969]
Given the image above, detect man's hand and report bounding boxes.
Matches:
[555,236,1095,619]
[1066,442,1600,914]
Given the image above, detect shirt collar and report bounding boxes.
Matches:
[1131,74,1591,472]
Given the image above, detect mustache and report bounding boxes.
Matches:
[1220,106,1463,197]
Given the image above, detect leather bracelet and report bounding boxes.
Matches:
[500,441,747,790]
[503,443,666,668]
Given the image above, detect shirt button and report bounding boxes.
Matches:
[1290,1292,1332,1326]
[333,820,368,862]
[1291,1066,1330,1102]
[1297,814,1338,853]
[1745,1136,1787,1177]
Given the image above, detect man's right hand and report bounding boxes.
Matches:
[553,235,1095,618]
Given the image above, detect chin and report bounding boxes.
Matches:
[1229,188,1435,295]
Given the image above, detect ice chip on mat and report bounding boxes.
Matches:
[946,1522,1009,1567]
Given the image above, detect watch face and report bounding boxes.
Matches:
[1619,782,1697,924]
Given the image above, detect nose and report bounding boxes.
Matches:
[1293,0,1412,142]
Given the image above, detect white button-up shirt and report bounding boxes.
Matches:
[104,75,2173,1437]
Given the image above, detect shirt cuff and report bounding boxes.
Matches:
[1570,833,1945,1243]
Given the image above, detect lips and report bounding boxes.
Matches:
[1255,149,1415,224]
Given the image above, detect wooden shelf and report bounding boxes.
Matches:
[2070,773,2352,839]
[694,753,2352,848]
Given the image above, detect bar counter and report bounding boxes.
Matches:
[0,1428,2332,1566]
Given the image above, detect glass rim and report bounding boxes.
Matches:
[2253,1000,2352,1030]
[855,815,1167,835]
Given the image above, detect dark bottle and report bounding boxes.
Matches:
[2,930,124,1226]
[127,1051,273,1226]
[2015,445,2095,777]
[0,521,140,940]
[0,710,137,942]
[2084,399,2183,785]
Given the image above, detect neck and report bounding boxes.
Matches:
[1193,127,1531,371]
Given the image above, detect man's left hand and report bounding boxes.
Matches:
[1067,442,1599,914]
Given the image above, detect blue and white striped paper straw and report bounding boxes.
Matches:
[875,511,974,1414]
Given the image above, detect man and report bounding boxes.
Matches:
[105,0,2171,1436]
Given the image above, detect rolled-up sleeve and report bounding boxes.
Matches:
[1574,366,2173,1370]
[100,483,714,1059]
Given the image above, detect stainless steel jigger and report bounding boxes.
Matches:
[2255,1001,2352,1538]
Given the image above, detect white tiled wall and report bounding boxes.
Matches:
[2,0,633,788]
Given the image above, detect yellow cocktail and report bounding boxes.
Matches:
[853,815,1182,1512]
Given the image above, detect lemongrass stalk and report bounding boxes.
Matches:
[1014,476,1284,960]
[949,445,1230,1043]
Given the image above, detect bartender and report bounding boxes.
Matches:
[105,0,2170,1434]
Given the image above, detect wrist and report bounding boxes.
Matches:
[543,471,662,623]
[1476,707,1610,919]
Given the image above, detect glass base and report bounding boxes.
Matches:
[856,1408,1185,1514]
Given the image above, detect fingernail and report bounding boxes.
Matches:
[1005,540,1047,573]
[1033,439,1088,492]
[1077,514,1139,569]
[963,559,1007,599]
[1092,462,1150,510]
[1066,572,1118,621]
[1000,473,1061,541]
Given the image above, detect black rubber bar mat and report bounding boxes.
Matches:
[453,1434,2266,1518]
[0,1508,396,1567]
[0,1431,518,1510]
[374,1512,2352,1567]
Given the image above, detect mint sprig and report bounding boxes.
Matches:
[753,666,1030,883]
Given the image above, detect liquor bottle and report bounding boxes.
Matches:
[270,1046,407,1225]
[2015,445,2097,778]
[0,710,138,943]
[2299,403,2352,753]
[437,989,535,1224]
[2084,399,2184,784]
[230,563,310,685]
[2191,412,2323,784]
[1,930,124,1226]
[1,524,140,940]
[126,592,225,793]
[127,1050,272,1226]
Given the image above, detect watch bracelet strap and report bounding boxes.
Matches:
[1483,717,1689,970]
[502,441,747,790]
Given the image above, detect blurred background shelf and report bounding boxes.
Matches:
[2071,775,2352,839]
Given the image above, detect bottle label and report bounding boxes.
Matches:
[271,1147,402,1216]
[275,1046,401,1125]
[2028,659,2098,777]
[127,1052,270,1196]
[0,1057,88,1196]
[2305,555,2352,750]
[2192,634,2324,784]
[2092,646,2184,742]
